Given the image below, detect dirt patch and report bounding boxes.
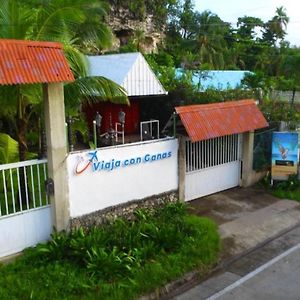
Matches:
[187,186,279,225]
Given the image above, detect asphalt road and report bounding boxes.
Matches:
[208,244,300,300]
[174,225,300,300]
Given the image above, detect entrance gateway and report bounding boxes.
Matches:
[0,39,74,258]
[175,99,269,201]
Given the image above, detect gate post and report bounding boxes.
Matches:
[43,83,70,231]
[178,136,186,201]
[241,130,254,187]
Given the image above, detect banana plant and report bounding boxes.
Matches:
[0,133,19,164]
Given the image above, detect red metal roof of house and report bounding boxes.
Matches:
[175,99,268,142]
[0,39,74,85]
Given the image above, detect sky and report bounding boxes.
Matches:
[194,0,300,46]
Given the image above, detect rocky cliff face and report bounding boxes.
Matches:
[108,6,165,53]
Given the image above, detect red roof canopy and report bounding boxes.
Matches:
[0,39,74,85]
[175,99,268,142]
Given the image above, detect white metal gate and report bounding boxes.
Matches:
[0,159,52,258]
[185,134,241,201]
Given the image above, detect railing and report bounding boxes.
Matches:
[0,159,48,218]
[186,134,240,173]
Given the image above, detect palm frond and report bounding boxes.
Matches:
[63,40,89,77]
[0,0,33,39]
[74,1,112,50]
[64,76,129,111]
[34,0,85,41]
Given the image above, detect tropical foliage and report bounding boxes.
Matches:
[0,0,299,160]
[140,2,298,124]
[0,0,128,161]
[0,202,220,299]
[0,133,19,164]
[163,2,292,73]
[122,1,296,101]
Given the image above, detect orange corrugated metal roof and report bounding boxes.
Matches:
[0,39,74,85]
[175,99,268,142]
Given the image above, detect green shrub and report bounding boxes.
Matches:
[275,174,300,191]
[0,202,221,300]
[260,174,300,202]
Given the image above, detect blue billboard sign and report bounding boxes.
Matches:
[272,132,299,180]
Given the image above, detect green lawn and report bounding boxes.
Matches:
[0,202,221,300]
[261,174,300,202]
[271,188,300,201]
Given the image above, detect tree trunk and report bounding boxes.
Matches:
[291,87,296,105]
[17,117,27,162]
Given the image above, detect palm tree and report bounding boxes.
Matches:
[263,6,289,45]
[0,0,128,161]
[273,6,289,40]
[194,11,228,69]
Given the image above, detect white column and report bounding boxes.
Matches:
[178,136,186,201]
[241,131,254,187]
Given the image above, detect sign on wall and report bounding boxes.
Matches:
[271,132,299,180]
[67,139,178,218]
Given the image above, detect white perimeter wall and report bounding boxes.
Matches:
[67,138,178,218]
[0,207,52,258]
